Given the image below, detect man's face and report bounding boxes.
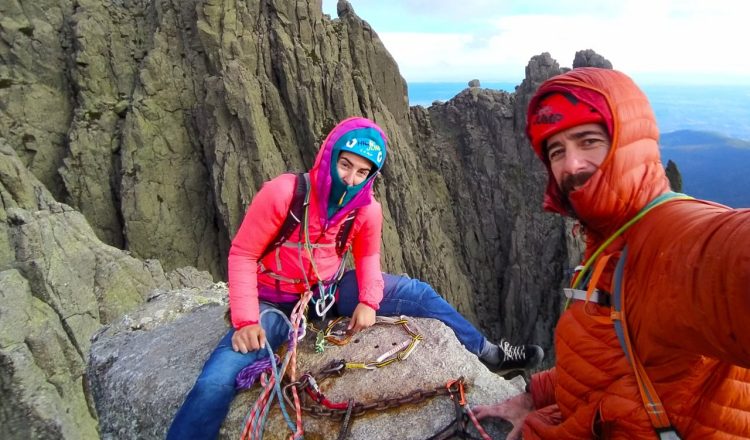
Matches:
[546,123,611,196]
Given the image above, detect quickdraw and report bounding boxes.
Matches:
[314,316,423,369]
[427,383,491,439]
[444,379,492,440]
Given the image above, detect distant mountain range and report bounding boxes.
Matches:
[660,130,750,208]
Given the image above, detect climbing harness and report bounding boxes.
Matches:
[256,172,357,321]
[297,184,352,320]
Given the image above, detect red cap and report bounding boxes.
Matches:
[528,92,606,158]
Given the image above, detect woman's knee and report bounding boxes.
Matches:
[399,276,442,303]
[195,370,237,391]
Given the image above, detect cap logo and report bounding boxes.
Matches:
[533,106,563,125]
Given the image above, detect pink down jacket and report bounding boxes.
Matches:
[227,117,387,328]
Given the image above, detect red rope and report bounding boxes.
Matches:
[464,404,492,440]
[240,373,274,440]
[287,290,312,439]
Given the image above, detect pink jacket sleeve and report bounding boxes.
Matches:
[227,175,294,328]
[351,201,384,310]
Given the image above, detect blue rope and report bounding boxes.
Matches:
[259,308,297,433]
[239,308,299,438]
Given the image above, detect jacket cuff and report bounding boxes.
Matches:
[359,300,379,311]
[234,320,258,330]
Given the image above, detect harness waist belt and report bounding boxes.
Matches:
[563,288,610,306]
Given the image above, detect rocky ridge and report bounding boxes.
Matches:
[0,0,602,437]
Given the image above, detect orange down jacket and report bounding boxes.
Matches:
[524,68,750,439]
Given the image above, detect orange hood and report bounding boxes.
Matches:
[526,68,670,246]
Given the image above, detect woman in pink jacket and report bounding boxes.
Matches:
[167,117,543,439]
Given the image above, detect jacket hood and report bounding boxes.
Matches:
[310,117,388,225]
[526,68,670,242]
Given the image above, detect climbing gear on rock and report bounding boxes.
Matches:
[425,378,492,440]
[314,316,423,369]
[285,374,490,439]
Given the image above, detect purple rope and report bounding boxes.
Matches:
[235,354,280,390]
[234,312,306,391]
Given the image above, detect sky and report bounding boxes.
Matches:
[321,0,750,85]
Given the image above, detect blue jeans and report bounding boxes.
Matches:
[336,271,485,354]
[167,271,486,439]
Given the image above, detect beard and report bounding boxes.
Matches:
[561,171,595,197]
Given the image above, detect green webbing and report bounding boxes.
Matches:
[566,192,693,308]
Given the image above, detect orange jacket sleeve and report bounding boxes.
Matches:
[627,201,750,367]
[530,367,557,409]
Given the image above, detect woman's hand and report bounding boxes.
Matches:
[232,324,266,353]
[348,303,376,334]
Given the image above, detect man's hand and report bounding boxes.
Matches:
[347,303,376,334]
[232,324,266,353]
[472,392,534,440]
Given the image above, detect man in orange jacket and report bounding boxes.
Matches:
[473,68,750,439]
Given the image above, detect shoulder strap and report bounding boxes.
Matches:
[611,246,682,440]
[259,172,310,261]
[335,209,358,257]
[570,192,693,294]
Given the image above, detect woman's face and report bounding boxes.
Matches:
[336,151,374,186]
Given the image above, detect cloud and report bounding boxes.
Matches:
[325,0,750,84]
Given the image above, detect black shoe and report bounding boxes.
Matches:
[489,339,544,374]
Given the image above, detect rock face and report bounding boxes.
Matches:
[0,142,214,438]
[0,0,603,437]
[87,285,524,439]
[665,160,683,192]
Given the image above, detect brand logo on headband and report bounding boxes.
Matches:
[533,105,564,125]
[345,138,382,153]
[343,138,384,165]
[366,140,382,154]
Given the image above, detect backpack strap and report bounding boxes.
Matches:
[259,172,310,261]
[569,192,693,301]
[611,246,682,440]
[335,209,358,257]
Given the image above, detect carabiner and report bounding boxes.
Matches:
[315,292,336,317]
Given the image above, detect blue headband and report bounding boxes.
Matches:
[332,127,386,171]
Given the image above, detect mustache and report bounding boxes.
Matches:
[561,171,595,196]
